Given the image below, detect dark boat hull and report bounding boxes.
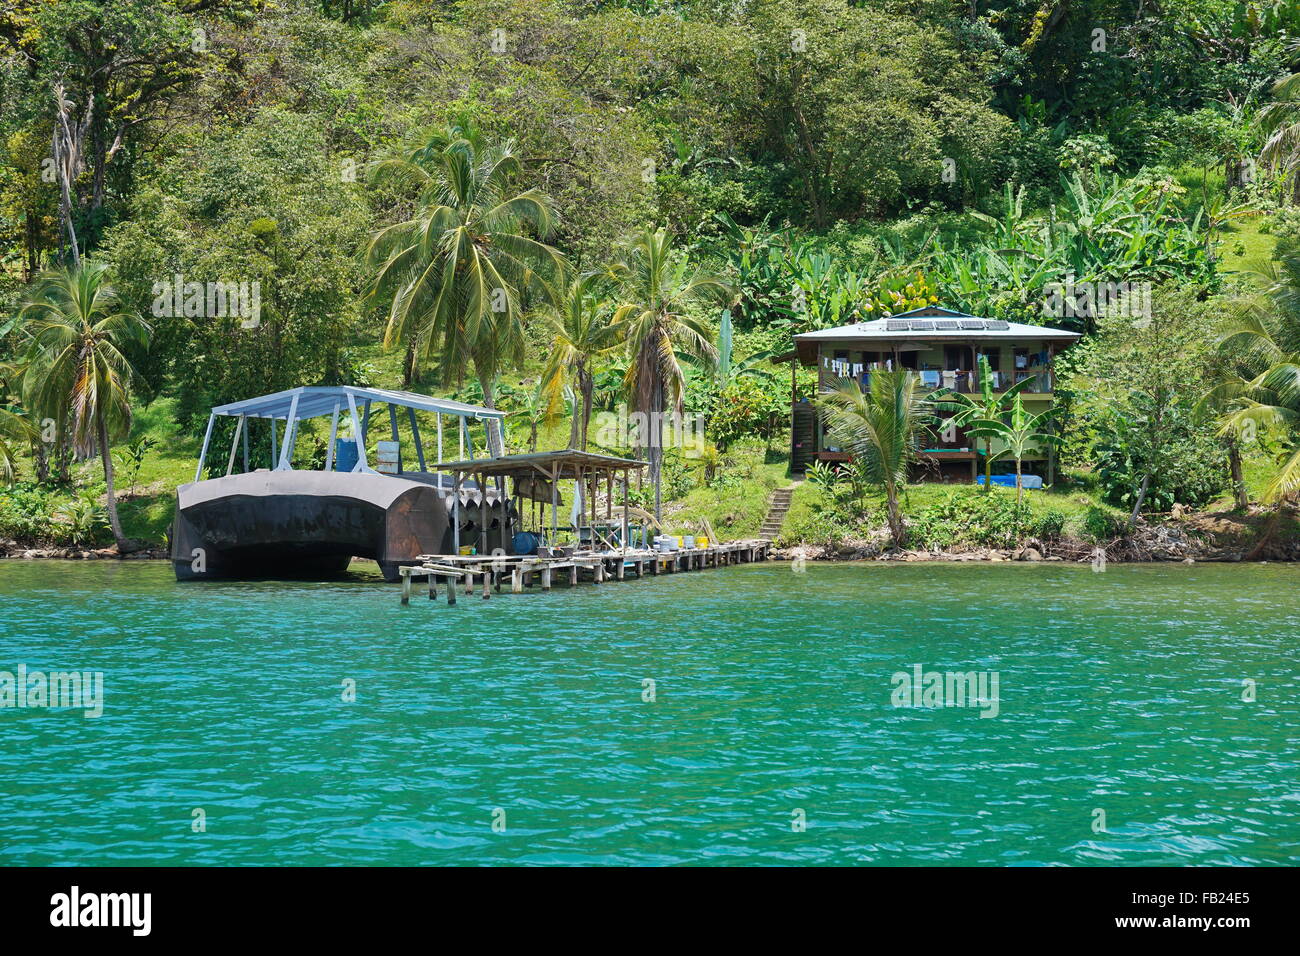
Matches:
[170,471,452,582]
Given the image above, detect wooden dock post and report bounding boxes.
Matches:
[428,571,437,601]
[542,566,551,591]
[400,567,412,605]
[446,576,456,605]
[570,564,578,586]
[482,569,490,600]
[511,567,523,593]
[617,558,625,580]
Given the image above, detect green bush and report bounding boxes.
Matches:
[908,488,1031,551]
[1080,505,1126,543]
[0,484,61,544]
[1031,508,1067,542]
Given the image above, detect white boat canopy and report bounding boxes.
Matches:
[194,386,505,481]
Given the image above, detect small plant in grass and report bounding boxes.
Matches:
[114,436,157,498]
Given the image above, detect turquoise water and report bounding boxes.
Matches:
[0,559,1296,866]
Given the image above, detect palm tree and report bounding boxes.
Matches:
[1209,297,1300,503]
[961,394,1061,503]
[611,227,733,518]
[1259,63,1300,202]
[818,371,934,547]
[365,126,565,451]
[934,355,1040,490]
[15,262,150,551]
[0,404,33,485]
[537,271,623,450]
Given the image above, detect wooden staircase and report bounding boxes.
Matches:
[758,485,797,542]
[791,403,815,474]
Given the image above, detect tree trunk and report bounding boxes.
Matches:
[98,416,132,552]
[1015,457,1023,505]
[579,373,594,452]
[1227,438,1249,510]
[1127,472,1151,531]
[567,398,581,449]
[650,379,664,522]
[885,484,905,548]
[476,372,503,457]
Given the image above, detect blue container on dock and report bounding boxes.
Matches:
[512,531,543,555]
[334,439,359,473]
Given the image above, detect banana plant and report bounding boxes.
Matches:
[961,394,1063,503]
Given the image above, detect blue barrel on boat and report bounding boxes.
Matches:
[512,531,542,555]
[334,440,358,473]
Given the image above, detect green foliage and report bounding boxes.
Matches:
[1093,399,1227,512]
[0,483,60,544]
[908,487,1031,552]
[55,492,108,546]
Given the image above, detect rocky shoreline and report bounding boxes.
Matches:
[0,541,170,560]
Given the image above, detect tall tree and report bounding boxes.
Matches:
[538,271,622,450]
[1260,65,1300,202]
[365,127,564,452]
[16,262,150,551]
[819,371,934,547]
[610,227,731,518]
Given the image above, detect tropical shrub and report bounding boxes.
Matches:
[0,483,60,544]
[908,488,1031,551]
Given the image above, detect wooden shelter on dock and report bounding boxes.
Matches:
[431,449,648,557]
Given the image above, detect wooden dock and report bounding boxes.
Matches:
[397,540,772,604]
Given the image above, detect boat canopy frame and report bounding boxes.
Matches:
[193,385,506,482]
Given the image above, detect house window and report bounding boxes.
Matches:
[943,346,965,371]
[978,347,1001,371]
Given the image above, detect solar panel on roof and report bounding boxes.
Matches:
[960,320,984,330]
[886,320,909,331]
[984,320,1010,330]
[909,320,934,331]
[934,320,959,330]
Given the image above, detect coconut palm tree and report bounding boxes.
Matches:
[0,404,32,485]
[1208,294,1300,503]
[1259,64,1300,202]
[365,126,565,450]
[960,394,1061,503]
[610,227,733,518]
[15,262,150,551]
[818,371,935,547]
[934,355,1040,490]
[537,271,623,450]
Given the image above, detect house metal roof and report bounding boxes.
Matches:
[209,386,505,421]
[791,307,1080,365]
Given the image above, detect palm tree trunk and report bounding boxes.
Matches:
[885,482,905,547]
[580,376,594,452]
[567,402,581,449]
[98,416,130,552]
[1227,438,1249,509]
[476,371,503,457]
[650,379,664,522]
